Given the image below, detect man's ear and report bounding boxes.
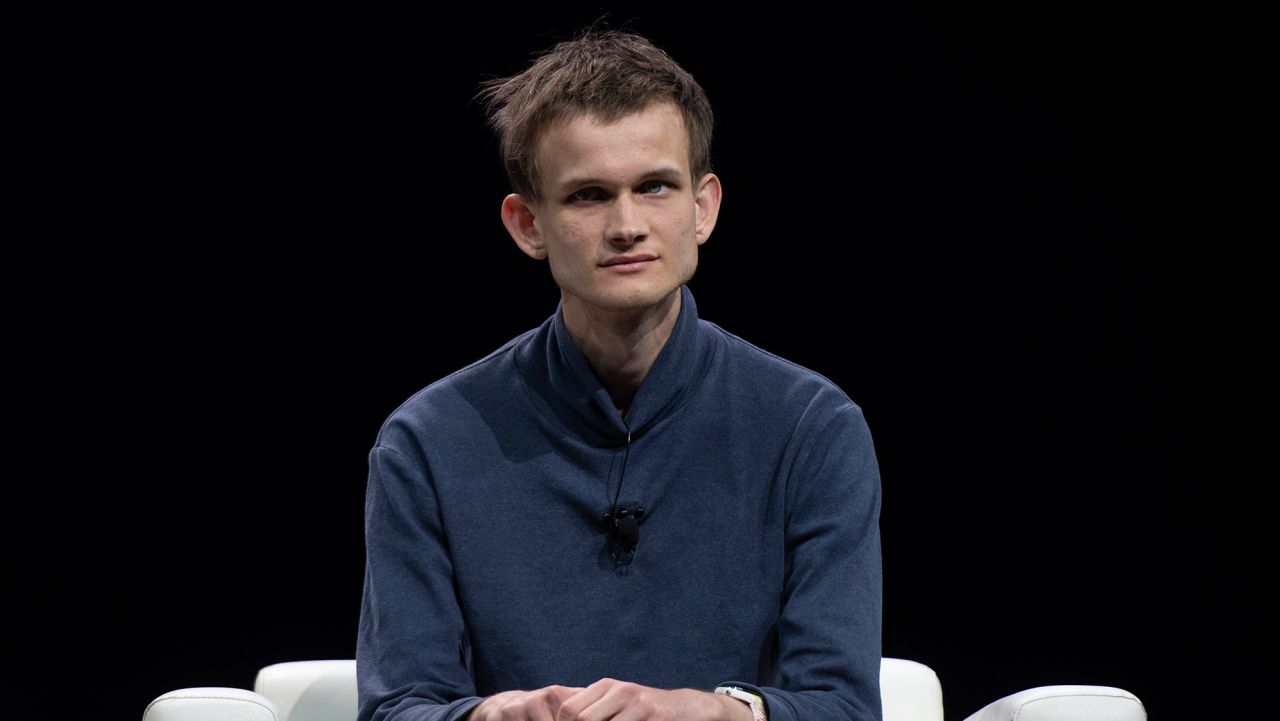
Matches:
[501,193,547,260]
[693,172,722,246]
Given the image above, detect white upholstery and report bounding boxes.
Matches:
[142,687,281,721]
[253,660,358,721]
[881,658,944,721]
[145,658,1146,721]
[963,685,1146,721]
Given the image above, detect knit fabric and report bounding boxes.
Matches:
[358,284,883,721]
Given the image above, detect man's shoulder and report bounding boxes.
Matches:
[373,327,536,449]
[701,319,866,420]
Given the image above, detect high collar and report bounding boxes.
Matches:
[515,284,713,446]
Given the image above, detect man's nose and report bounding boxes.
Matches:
[606,194,648,244]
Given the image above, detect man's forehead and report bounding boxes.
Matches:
[535,102,691,190]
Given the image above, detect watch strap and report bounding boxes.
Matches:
[714,685,767,721]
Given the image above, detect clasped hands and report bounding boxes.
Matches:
[469,677,754,721]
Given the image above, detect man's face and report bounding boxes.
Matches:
[507,101,720,316]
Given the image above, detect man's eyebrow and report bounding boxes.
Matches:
[555,166,686,193]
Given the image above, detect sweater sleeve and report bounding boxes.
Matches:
[724,403,883,721]
[357,444,484,721]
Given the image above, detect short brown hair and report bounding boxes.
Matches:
[476,29,714,204]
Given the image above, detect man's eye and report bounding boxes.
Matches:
[571,188,603,202]
[643,181,671,195]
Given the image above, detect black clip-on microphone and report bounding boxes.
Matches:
[603,505,645,564]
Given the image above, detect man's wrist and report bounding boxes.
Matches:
[710,688,759,721]
[465,696,490,721]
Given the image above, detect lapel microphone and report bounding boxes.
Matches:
[604,505,645,564]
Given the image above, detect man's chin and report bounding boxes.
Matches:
[564,286,681,316]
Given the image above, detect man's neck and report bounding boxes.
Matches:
[561,289,682,422]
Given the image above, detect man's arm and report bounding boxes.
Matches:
[358,444,484,721]
[724,402,884,721]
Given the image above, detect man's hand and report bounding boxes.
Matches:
[470,678,753,721]
[556,678,753,721]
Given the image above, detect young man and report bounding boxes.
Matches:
[358,30,883,721]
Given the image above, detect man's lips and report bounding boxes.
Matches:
[601,254,657,267]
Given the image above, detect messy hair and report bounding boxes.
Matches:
[476,28,714,204]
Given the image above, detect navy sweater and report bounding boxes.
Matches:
[358,284,883,721]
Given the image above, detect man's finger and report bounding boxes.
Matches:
[574,682,634,721]
[557,678,619,721]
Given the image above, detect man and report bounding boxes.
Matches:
[358,29,882,721]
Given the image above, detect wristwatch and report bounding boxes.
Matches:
[714,685,767,721]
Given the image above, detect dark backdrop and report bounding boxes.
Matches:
[6,4,1262,719]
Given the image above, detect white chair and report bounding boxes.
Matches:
[141,657,1145,721]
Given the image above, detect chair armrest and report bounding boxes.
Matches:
[881,658,944,721]
[963,685,1146,721]
[142,687,281,721]
[253,660,357,721]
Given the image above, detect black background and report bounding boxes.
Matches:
[6,3,1264,719]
